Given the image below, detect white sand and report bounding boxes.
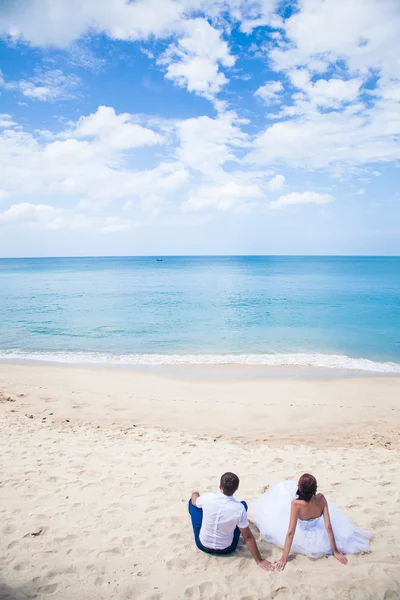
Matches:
[0,364,399,600]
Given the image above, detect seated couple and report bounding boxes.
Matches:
[189,472,372,571]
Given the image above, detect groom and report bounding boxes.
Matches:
[188,472,272,570]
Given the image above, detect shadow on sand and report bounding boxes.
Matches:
[0,583,38,600]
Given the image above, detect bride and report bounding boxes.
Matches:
[251,473,373,571]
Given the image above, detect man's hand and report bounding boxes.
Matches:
[257,559,274,571]
[274,557,287,571]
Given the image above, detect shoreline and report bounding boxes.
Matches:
[1,363,399,448]
[1,357,400,380]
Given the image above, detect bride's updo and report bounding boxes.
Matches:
[297,473,317,502]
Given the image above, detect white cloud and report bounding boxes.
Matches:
[0,202,61,227]
[247,0,400,173]
[0,106,188,210]
[0,1,280,102]
[0,202,135,232]
[0,0,183,47]
[183,181,264,212]
[177,110,248,176]
[270,0,400,80]
[0,113,17,128]
[287,70,363,109]
[238,0,281,33]
[248,97,400,170]
[355,188,366,195]
[99,217,134,233]
[70,105,164,151]
[0,0,399,238]
[255,80,283,104]
[1,69,80,101]
[0,0,279,46]
[270,191,334,209]
[181,167,282,212]
[159,18,234,99]
[267,174,285,191]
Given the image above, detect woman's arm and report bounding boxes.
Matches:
[322,498,348,565]
[275,501,299,571]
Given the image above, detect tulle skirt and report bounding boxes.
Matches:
[251,481,373,557]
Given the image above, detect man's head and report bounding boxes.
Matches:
[220,472,239,496]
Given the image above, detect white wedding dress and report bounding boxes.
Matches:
[251,481,373,557]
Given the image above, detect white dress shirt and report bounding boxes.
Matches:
[197,492,249,550]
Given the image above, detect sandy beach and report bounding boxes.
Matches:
[1,364,399,600]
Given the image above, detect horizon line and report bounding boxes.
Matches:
[1,254,400,260]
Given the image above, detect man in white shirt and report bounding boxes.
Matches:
[189,472,272,570]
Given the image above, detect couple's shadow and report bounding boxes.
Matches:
[0,582,37,600]
[235,523,299,566]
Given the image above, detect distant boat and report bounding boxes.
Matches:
[156,258,163,262]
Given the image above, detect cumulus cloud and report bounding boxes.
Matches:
[0,202,60,226]
[0,0,399,237]
[0,106,188,211]
[267,174,285,191]
[248,98,400,170]
[159,18,234,99]
[0,1,280,101]
[183,181,264,212]
[287,70,363,109]
[270,191,334,209]
[0,0,279,47]
[0,0,183,47]
[270,0,400,79]
[247,0,400,172]
[70,105,164,151]
[177,110,248,176]
[255,80,283,104]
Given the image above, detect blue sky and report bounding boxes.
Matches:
[0,0,399,257]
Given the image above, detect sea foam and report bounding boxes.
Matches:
[1,350,400,373]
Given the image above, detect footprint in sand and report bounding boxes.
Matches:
[37,583,59,596]
[271,587,292,599]
[3,525,17,535]
[165,556,191,571]
[184,581,217,599]
[96,547,123,557]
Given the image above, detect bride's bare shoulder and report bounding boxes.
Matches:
[316,493,327,504]
[291,498,303,507]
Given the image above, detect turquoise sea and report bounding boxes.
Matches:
[0,256,399,372]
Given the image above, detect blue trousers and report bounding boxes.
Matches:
[188,499,248,555]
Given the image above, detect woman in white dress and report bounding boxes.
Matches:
[251,473,373,571]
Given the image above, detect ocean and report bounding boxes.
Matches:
[0,256,399,372]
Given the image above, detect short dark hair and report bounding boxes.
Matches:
[220,472,239,496]
[297,473,317,502]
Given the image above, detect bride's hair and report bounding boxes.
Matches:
[297,473,317,502]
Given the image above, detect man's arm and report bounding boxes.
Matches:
[239,526,274,571]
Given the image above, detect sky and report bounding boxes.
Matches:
[0,0,399,257]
